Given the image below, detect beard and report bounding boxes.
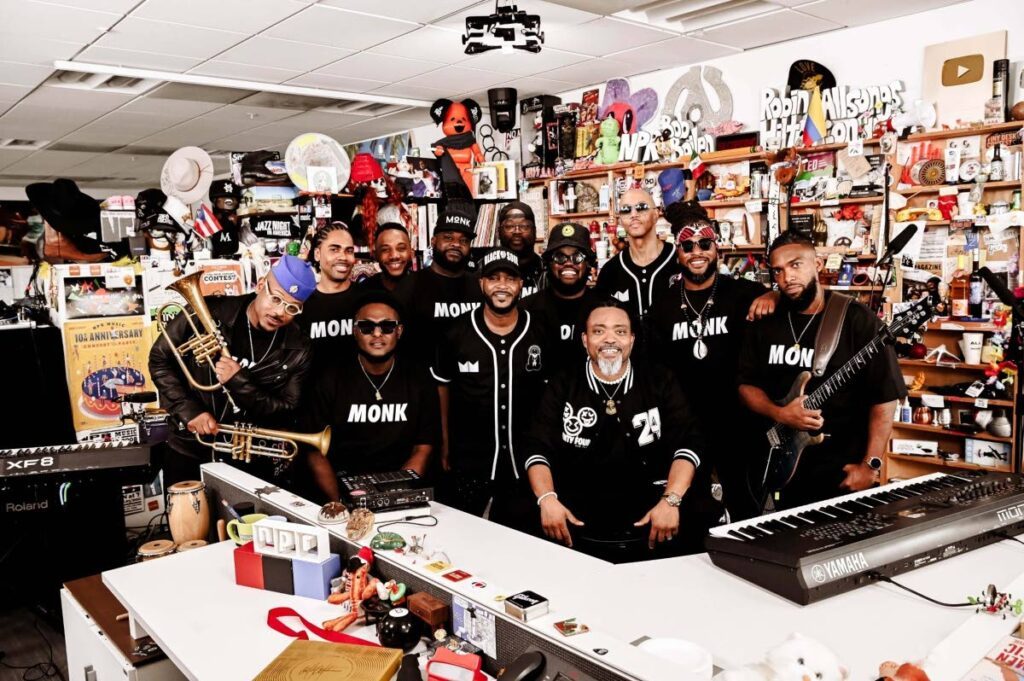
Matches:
[550,271,588,297]
[681,254,719,285]
[597,355,624,376]
[483,293,517,315]
[432,246,467,274]
[780,277,819,312]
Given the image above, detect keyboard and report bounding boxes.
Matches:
[0,441,150,479]
[706,471,1024,604]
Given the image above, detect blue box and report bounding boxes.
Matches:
[292,553,341,600]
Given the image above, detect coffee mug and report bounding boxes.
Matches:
[959,332,984,364]
[226,513,268,545]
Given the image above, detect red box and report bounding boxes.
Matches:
[233,541,264,589]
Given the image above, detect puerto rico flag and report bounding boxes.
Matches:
[193,203,223,239]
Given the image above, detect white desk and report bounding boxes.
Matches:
[99,463,1024,681]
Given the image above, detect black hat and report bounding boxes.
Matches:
[434,199,477,237]
[498,201,535,226]
[544,222,595,263]
[26,178,103,254]
[479,248,521,278]
[209,179,239,201]
[135,188,180,233]
[210,225,239,257]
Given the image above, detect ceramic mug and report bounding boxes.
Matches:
[226,513,268,545]
[959,332,984,364]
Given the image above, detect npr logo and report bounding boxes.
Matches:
[997,502,1024,525]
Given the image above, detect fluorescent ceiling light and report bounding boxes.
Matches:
[53,60,433,109]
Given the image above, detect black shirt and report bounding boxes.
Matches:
[431,307,551,483]
[523,287,600,371]
[595,241,679,319]
[394,268,483,362]
[359,271,409,293]
[295,287,357,367]
[305,354,439,475]
[521,361,703,534]
[229,305,279,374]
[519,253,545,300]
[737,294,906,502]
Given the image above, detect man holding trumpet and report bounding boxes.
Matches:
[150,255,317,485]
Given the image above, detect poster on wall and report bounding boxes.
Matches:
[62,316,156,440]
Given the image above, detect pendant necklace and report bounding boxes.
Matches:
[358,356,396,401]
[679,275,718,361]
[594,368,626,416]
[246,318,278,368]
[787,310,818,350]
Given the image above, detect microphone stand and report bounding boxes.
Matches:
[866,161,892,316]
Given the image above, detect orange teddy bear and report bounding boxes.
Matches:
[431,98,484,194]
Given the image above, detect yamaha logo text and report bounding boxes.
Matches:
[809,552,869,584]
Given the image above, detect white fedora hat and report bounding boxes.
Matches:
[161,146,214,204]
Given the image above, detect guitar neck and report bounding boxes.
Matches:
[803,335,886,410]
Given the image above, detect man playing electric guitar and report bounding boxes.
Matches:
[737,232,906,509]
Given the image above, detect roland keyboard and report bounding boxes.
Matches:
[0,441,150,478]
[706,471,1024,604]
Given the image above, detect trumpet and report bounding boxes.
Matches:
[156,271,239,413]
[195,424,331,463]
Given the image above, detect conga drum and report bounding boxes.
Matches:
[176,539,207,552]
[137,539,176,562]
[167,480,210,543]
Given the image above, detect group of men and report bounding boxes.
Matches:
[150,188,904,563]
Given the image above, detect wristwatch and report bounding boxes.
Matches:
[661,492,683,507]
[865,456,883,472]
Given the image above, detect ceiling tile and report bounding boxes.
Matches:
[214,36,355,72]
[796,0,962,26]
[202,130,293,152]
[552,0,650,10]
[697,9,841,49]
[132,0,308,33]
[318,52,446,82]
[198,104,302,125]
[0,84,31,106]
[0,62,53,88]
[189,61,303,84]
[134,119,255,148]
[367,27,468,65]
[609,35,740,69]
[504,75,576,98]
[285,72,388,93]
[0,149,33,171]
[455,47,587,77]
[432,1,599,30]
[0,104,105,138]
[0,0,119,42]
[406,65,507,93]
[266,6,417,51]
[93,17,246,59]
[4,150,103,175]
[75,45,204,72]
[540,57,642,87]
[545,17,675,56]
[36,0,139,11]
[120,89,226,117]
[0,35,84,68]
[318,0,479,23]
[263,110,367,133]
[21,86,135,113]
[58,126,157,148]
[332,117,416,145]
[370,81,450,100]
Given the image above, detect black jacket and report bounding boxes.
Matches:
[149,293,312,457]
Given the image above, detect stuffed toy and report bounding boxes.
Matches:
[324,547,380,632]
[347,153,413,250]
[598,78,658,134]
[431,98,484,193]
[877,661,930,681]
[714,633,848,681]
[595,117,621,165]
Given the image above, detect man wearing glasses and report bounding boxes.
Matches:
[149,255,316,485]
[649,202,775,520]
[497,202,544,299]
[304,291,439,502]
[595,188,679,321]
[524,222,600,368]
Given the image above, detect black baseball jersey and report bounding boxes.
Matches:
[521,360,703,533]
[304,354,439,475]
[394,268,483,362]
[431,307,551,483]
[523,288,600,371]
[595,241,679,318]
[296,288,357,366]
[737,294,906,505]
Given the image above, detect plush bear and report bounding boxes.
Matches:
[431,98,484,195]
[714,633,848,681]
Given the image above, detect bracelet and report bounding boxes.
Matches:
[536,491,558,506]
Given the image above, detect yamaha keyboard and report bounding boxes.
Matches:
[706,471,1024,605]
[0,441,150,478]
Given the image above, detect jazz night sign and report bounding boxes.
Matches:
[759,80,905,147]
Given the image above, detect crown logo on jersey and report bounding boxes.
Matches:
[613,290,630,302]
[458,361,479,373]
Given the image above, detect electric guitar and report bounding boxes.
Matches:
[757,297,932,496]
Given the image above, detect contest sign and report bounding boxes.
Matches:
[63,316,156,439]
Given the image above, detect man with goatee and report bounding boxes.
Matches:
[360,222,413,292]
[299,222,358,368]
[497,201,544,298]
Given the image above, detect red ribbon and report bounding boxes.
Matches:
[266,607,377,647]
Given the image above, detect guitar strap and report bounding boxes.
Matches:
[811,293,852,377]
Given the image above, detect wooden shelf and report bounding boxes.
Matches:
[789,196,884,208]
[925,220,950,227]
[899,358,990,371]
[699,198,750,208]
[815,247,876,259]
[887,452,1011,473]
[907,390,1014,407]
[697,149,775,164]
[796,139,880,153]
[902,121,1024,143]
[548,211,609,220]
[891,421,1013,443]
[926,320,1006,333]
[895,180,1021,195]
[824,284,883,291]
[722,244,765,251]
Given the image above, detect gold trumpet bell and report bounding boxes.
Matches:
[194,424,331,463]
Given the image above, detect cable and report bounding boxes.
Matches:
[375,514,438,531]
[869,572,972,608]
[0,619,66,681]
[997,531,1024,547]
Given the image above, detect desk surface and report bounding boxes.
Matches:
[102,463,1024,681]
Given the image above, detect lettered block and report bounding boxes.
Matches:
[292,553,341,600]
[252,519,329,563]
[233,541,264,590]
[262,554,294,595]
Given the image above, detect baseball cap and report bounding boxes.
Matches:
[479,248,522,278]
[135,188,180,232]
[544,222,595,263]
[270,254,317,302]
[434,199,477,237]
[658,168,690,207]
[209,179,239,201]
[498,201,535,226]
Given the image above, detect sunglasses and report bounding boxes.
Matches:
[618,202,651,216]
[551,251,588,265]
[263,279,303,316]
[678,238,716,253]
[354,319,400,335]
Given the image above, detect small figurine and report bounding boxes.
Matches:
[714,632,848,681]
[877,661,930,681]
[969,583,1024,619]
[655,129,675,162]
[431,98,484,193]
[594,116,621,165]
[323,548,380,632]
